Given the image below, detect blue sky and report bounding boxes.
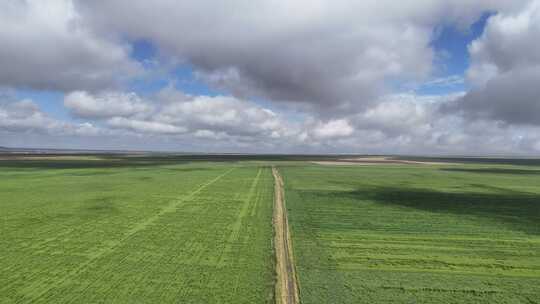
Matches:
[416,12,493,95]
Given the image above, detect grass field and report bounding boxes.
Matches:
[3,154,540,303]
[1,157,275,303]
[282,163,540,303]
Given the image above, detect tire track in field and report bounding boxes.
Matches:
[273,167,300,304]
[222,168,262,254]
[23,167,235,303]
[223,168,263,293]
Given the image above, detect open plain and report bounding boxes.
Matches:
[282,161,540,303]
[1,154,540,303]
[1,155,275,303]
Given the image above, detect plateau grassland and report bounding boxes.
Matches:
[282,163,540,303]
[1,157,274,303]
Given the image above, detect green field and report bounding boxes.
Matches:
[2,155,540,303]
[282,163,540,303]
[1,157,275,303]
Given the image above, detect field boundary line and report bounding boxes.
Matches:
[273,167,300,304]
[25,167,235,302]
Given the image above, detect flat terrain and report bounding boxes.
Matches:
[282,163,540,303]
[2,154,540,303]
[1,156,275,303]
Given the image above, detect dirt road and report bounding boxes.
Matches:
[272,167,299,304]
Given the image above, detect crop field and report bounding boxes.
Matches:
[281,163,540,303]
[3,154,540,304]
[1,156,275,303]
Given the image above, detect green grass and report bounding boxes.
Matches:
[3,154,540,303]
[1,159,275,303]
[281,163,540,303]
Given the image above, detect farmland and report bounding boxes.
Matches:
[282,162,540,303]
[2,154,540,303]
[1,156,275,303]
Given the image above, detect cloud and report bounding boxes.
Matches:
[449,1,540,126]
[156,95,286,138]
[76,0,528,114]
[0,98,101,136]
[4,88,540,155]
[64,89,296,141]
[448,67,540,125]
[3,1,540,154]
[107,117,186,134]
[353,93,465,137]
[64,91,152,118]
[0,0,139,91]
[311,119,354,139]
[467,1,540,85]
[0,99,55,132]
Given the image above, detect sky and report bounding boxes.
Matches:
[1,0,540,155]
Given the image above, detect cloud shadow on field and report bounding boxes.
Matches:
[0,153,333,170]
[333,186,540,235]
[0,156,190,169]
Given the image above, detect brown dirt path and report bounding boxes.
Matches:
[273,167,300,304]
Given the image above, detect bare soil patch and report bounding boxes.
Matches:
[313,156,456,166]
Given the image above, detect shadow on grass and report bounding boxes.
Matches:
[0,153,333,170]
[0,155,230,169]
[441,168,540,175]
[336,186,540,235]
[0,156,189,169]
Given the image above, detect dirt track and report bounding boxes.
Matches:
[272,167,299,304]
